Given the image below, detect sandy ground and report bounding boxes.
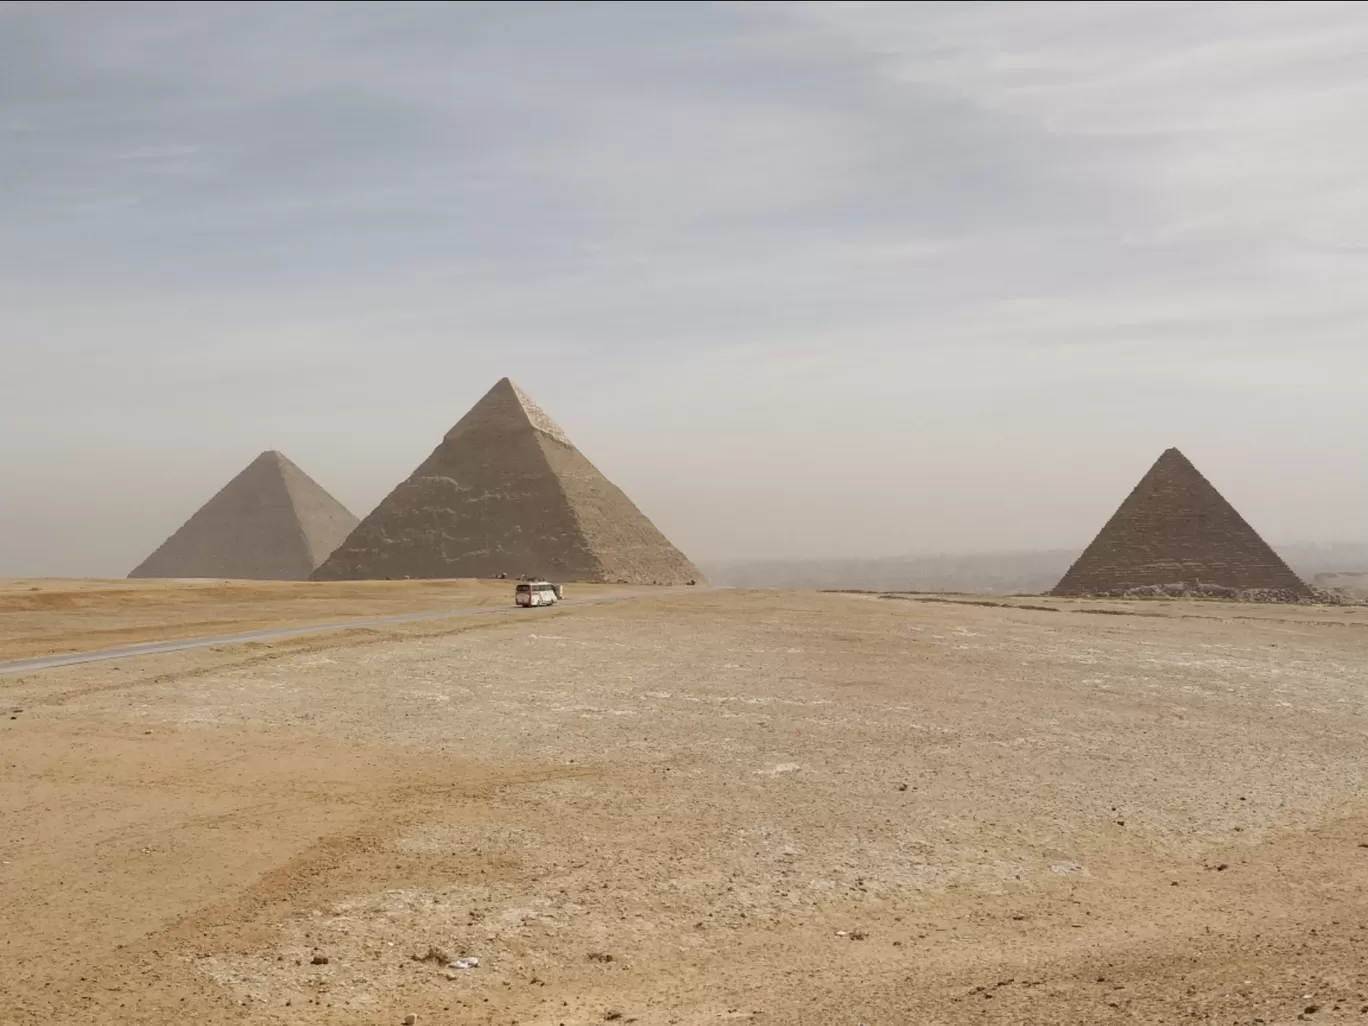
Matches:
[3,586,1368,1025]
[0,578,624,661]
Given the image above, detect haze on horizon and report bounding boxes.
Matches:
[2,1,1366,579]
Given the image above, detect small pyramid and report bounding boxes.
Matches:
[129,451,359,580]
[312,378,702,584]
[1051,448,1311,600]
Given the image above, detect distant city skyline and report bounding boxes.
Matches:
[3,1,1367,578]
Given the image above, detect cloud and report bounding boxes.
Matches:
[797,1,1368,250]
[1,1,1367,575]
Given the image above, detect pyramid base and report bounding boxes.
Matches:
[1053,581,1316,603]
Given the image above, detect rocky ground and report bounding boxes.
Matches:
[3,586,1368,1025]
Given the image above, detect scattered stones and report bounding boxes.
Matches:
[413,945,452,964]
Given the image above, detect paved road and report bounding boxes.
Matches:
[0,591,657,677]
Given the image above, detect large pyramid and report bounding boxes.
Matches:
[1051,447,1311,600]
[129,451,358,580]
[312,378,702,584]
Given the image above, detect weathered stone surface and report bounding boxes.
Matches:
[129,451,359,580]
[312,378,702,584]
[1051,448,1311,601]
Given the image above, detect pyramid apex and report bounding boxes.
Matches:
[1152,447,1199,472]
[454,377,571,447]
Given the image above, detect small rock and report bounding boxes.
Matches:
[447,956,479,971]
[604,1012,623,1023]
[587,952,614,963]
[310,953,329,965]
[897,783,908,791]
[403,1015,417,1025]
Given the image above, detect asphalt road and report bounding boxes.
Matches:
[0,591,656,677]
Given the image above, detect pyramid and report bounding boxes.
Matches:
[1051,448,1311,600]
[129,451,359,580]
[312,378,702,584]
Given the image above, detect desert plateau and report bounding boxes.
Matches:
[4,581,1368,1026]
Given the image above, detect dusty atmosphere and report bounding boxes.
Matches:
[4,583,1368,1026]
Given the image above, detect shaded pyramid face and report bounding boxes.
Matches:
[312,378,703,584]
[1051,448,1310,600]
[129,451,359,580]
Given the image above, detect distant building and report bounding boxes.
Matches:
[129,450,357,580]
[313,378,702,585]
[1052,447,1311,601]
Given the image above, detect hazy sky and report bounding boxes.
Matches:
[3,0,1367,577]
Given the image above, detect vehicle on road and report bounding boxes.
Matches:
[516,581,558,607]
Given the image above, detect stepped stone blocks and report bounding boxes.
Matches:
[312,378,702,584]
[129,450,358,580]
[1051,448,1311,601]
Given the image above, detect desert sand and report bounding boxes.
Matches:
[0,578,628,662]
[3,583,1368,1025]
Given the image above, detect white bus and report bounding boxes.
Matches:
[515,581,559,607]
